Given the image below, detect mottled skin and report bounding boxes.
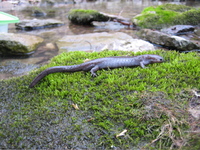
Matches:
[29,54,164,88]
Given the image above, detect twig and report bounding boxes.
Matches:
[192,90,200,97]
[85,40,92,51]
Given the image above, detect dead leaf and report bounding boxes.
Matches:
[72,103,79,110]
[116,129,127,138]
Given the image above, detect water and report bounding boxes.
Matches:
[1,0,200,79]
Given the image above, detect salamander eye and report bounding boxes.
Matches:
[160,58,163,61]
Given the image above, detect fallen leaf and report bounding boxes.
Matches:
[116,129,127,138]
[72,103,79,110]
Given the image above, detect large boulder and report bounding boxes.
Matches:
[15,19,64,30]
[138,29,200,51]
[56,32,155,53]
[0,33,44,55]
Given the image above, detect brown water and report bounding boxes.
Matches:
[1,0,200,79]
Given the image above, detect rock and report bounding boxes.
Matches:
[194,28,200,36]
[0,1,13,11]
[161,25,195,35]
[15,19,64,30]
[68,9,109,25]
[0,33,44,56]
[32,10,47,17]
[45,43,57,50]
[56,32,155,53]
[138,29,200,51]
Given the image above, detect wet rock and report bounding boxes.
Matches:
[194,28,200,36]
[138,29,200,51]
[0,33,44,56]
[45,43,57,50]
[32,10,47,17]
[161,25,195,35]
[68,9,109,25]
[0,1,13,11]
[56,32,155,53]
[15,19,64,30]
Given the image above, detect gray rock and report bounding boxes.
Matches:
[138,29,200,51]
[56,32,155,53]
[194,28,200,36]
[161,25,195,35]
[0,1,13,11]
[15,19,64,30]
[0,33,44,55]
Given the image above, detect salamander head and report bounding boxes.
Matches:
[142,54,164,64]
[150,55,164,63]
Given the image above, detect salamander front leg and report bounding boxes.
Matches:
[139,61,146,68]
[90,65,99,77]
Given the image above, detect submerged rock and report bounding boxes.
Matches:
[0,33,44,56]
[15,19,64,30]
[161,25,195,35]
[32,10,47,17]
[138,29,200,51]
[56,32,155,53]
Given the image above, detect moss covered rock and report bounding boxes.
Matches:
[0,33,44,56]
[133,4,200,29]
[68,9,109,25]
[0,50,200,149]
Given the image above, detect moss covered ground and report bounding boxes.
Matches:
[133,4,200,29]
[0,50,200,149]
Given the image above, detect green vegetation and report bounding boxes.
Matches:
[133,4,200,29]
[0,50,200,149]
[68,9,109,25]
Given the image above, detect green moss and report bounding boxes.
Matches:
[0,40,29,55]
[173,8,200,25]
[133,4,200,29]
[161,3,193,12]
[0,50,200,149]
[68,9,109,25]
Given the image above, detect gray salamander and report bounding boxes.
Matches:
[29,54,164,88]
